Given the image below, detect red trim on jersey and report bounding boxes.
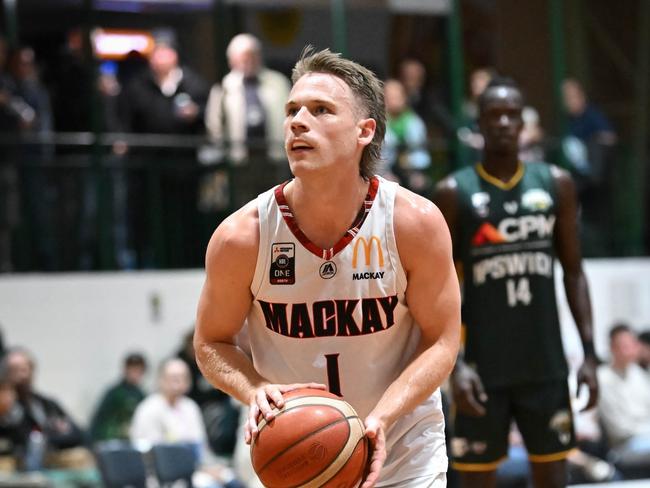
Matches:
[274,176,380,260]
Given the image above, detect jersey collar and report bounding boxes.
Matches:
[476,161,525,190]
[274,176,380,261]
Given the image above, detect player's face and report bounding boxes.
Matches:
[284,73,369,176]
[479,87,524,154]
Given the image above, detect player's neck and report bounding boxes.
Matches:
[482,153,520,182]
[284,173,369,249]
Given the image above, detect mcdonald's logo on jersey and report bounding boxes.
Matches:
[352,236,384,268]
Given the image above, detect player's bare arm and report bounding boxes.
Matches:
[194,203,323,443]
[432,177,489,417]
[359,187,461,487]
[551,165,599,410]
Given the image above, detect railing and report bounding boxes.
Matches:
[0,132,642,273]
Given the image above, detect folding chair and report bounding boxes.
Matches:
[95,442,147,488]
[151,443,197,487]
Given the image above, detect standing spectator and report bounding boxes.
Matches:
[597,324,650,477]
[177,330,239,458]
[5,347,91,469]
[561,78,617,256]
[89,352,147,442]
[121,34,210,268]
[205,33,290,207]
[8,46,57,271]
[638,330,650,372]
[0,37,24,273]
[381,79,431,194]
[397,58,454,139]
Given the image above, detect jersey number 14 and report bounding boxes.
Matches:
[506,277,532,307]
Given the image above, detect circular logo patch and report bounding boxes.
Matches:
[319,261,337,279]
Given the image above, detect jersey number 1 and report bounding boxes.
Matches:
[506,277,532,307]
[325,353,342,396]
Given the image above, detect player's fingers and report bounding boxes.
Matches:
[256,389,275,421]
[472,376,488,403]
[462,392,486,417]
[266,387,285,409]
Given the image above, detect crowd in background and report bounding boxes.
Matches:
[0,26,624,274]
[0,321,649,486]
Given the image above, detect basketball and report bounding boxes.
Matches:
[250,388,368,488]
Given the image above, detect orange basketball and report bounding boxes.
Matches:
[251,388,368,488]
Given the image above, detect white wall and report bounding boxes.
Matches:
[0,259,649,427]
[0,270,205,426]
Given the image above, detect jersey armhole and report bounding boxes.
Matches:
[385,181,408,294]
[249,193,271,298]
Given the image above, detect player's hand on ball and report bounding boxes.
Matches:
[361,416,386,488]
[245,382,327,444]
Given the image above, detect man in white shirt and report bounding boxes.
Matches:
[597,324,650,476]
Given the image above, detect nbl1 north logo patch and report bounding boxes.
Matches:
[270,243,295,285]
[319,261,337,279]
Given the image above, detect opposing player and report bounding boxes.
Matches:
[194,47,460,487]
[433,77,599,487]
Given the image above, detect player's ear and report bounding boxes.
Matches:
[357,118,376,146]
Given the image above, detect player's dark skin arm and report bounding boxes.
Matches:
[433,179,488,417]
[551,166,599,410]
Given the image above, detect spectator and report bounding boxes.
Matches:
[561,78,617,256]
[177,330,239,458]
[637,330,650,372]
[397,58,454,138]
[381,78,431,195]
[518,104,545,163]
[89,352,147,442]
[121,33,210,268]
[0,362,30,471]
[0,37,23,273]
[130,358,238,488]
[8,46,57,271]
[597,324,650,477]
[204,33,290,208]
[5,347,91,469]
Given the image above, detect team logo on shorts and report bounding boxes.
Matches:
[319,261,337,279]
[549,409,572,446]
[270,243,295,285]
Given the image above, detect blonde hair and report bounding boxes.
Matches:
[292,47,385,179]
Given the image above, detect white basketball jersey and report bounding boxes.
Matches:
[247,176,447,483]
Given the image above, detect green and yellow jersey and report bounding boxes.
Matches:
[453,161,568,388]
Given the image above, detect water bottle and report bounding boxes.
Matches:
[24,430,46,471]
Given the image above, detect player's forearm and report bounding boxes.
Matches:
[368,334,458,429]
[563,269,597,359]
[195,340,269,405]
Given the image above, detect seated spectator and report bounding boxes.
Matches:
[638,330,650,372]
[381,78,431,194]
[131,358,239,488]
[597,324,650,478]
[89,352,147,443]
[0,362,30,471]
[177,330,239,458]
[5,347,90,469]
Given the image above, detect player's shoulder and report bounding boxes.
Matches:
[207,200,260,263]
[394,185,448,239]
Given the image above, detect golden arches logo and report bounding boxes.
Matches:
[352,236,384,268]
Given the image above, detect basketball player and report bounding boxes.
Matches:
[194,47,461,487]
[433,77,599,488]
